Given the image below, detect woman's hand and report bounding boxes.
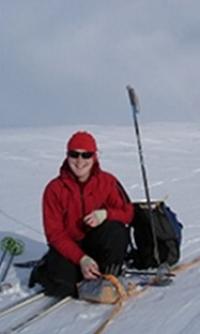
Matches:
[80,255,101,280]
[83,209,107,228]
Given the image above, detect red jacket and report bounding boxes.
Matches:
[43,159,134,264]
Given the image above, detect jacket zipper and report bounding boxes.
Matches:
[79,186,85,219]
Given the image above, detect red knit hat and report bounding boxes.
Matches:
[67,131,97,152]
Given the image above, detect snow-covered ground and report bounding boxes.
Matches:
[0,122,200,333]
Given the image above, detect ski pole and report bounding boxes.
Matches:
[126,86,161,266]
[0,249,7,269]
[0,237,15,270]
[0,237,16,282]
[0,253,15,283]
[0,238,24,283]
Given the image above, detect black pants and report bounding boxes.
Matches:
[29,220,128,297]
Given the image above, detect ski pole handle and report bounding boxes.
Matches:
[0,237,24,256]
[126,86,140,112]
[0,239,24,283]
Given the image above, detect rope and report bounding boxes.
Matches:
[94,274,127,334]
[102,274,128,300]
[94,274,150,334]
[94,255,200,334]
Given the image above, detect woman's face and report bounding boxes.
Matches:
[67,150,95,182]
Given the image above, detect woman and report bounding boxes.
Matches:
[29,131,134,297]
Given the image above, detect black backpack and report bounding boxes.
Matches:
[126,201,183,269]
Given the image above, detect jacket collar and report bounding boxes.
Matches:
[59,158,100,186]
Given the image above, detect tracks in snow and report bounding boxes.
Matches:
[0,291,71,333]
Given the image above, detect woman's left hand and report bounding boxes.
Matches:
[83,209,107,228]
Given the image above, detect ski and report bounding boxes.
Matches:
[139,272,173,287]
[125,255,200,281]
[0,291,45,317]
[125,268,175,277]
[2,295,71,334]
[14,259,39,268]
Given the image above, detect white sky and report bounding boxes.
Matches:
[1,0,200,127]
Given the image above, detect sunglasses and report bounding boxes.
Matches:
[68,151,95,159]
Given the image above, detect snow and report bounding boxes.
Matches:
[0,122,200,333]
